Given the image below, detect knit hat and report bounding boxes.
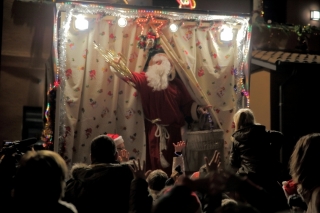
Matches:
[106,134,124,146]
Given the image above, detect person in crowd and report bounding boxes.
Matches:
[190,150,221,180]
[107,133,130,162]
[147,169,168,202]
[165,141,186,186]
[129,159,153,213]
[129,141,191,213]
[96,42,210,175]
[229,108,288,213]
[129,141,268,213]
[289,133,320,213]
[64,134,133,213]
[214,202,260,213]
[13,150,77,213]
[129,157,203,213]
[282,179,307,212]
[189,150,225,211]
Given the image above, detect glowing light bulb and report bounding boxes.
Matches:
[220,27,233,41]
[75,15,88,31]
[169,23,178,32]
[311,11,320,20]
[118,17,127,27]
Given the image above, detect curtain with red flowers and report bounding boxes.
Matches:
[56,4,250,167]
[156,20,250,165]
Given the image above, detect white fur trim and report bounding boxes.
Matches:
[113,135,124,146]
[70,163,90,179]
[107,134,124,146]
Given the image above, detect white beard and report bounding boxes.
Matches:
[145,54,171,91]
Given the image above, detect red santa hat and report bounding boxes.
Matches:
[106,133,124,146]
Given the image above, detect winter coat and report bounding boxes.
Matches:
[64,163,133,213]
[129,178,153,213]
[230,124,289,213]
[230,124,283,181]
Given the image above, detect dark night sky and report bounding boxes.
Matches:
[153,0,320,26]
[152,0,253,15]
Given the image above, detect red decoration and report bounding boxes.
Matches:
[137,29,161,51]
[54,80,60,87]
[176,0,196,9]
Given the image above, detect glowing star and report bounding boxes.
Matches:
[177,0,196,9]
[54,80,59,87]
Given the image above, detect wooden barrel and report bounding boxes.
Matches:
[184,129,224,172]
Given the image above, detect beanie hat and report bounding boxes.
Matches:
[106,134,124,146]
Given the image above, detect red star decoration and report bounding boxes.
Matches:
[54,80,60,87]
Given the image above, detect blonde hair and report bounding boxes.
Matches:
[14,150,68,203]
[146,169,168,191]
[289,133,320,200]
[233,108,256,131]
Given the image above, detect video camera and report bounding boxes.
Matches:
[0,138,39,167]
[0,138,38,206]
[1,138,38,155]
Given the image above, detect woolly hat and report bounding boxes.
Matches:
[106,134,124,146]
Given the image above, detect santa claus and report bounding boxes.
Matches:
[104,47,207,175]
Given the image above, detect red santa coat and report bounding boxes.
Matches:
[131,72,196,175]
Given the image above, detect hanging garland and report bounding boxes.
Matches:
[40,85,56,150]
[293,25,320,40]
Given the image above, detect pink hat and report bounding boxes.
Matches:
[107,134,124,146]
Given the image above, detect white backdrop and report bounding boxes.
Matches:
[54,3,251,167]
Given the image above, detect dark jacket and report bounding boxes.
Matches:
[64,163,133,213]
[12,200,78,213]
[129,178,153,213]
[230,125,288,213]
[230,124,283,180]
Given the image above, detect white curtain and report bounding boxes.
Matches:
[55,3,250,167]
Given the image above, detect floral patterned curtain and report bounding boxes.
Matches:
[55,3,250,167]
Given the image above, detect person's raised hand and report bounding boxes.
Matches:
[129,159,147,179]
[173,141,186,153]
[118,149,130,162]
[205,150,221,173]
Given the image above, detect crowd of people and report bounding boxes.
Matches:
[0,108,319,213]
